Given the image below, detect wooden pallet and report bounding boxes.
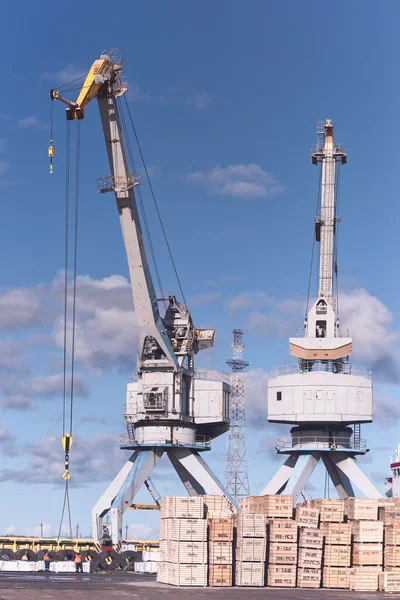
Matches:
[344,498,378,521]
[208,517,234,542]
[161,497,205,519]
[236,514,267,538]
[208,564,232,587]
[384,545,400,567]
[322,566,349,589]
[203,495,235,518]
[379,570,400,592]
[164,518,207,542]
[384,524,400,546]
[239,495,293,519]
[299,527,323,550]
[295,505,319,529]
[236,537,266,562]
[268,519,298,543]
[164,540,207,564]
[349,567,381,592]
[322,522,352,545]
[268,542,297,565]
[168,562,208,587]
[235,561,265,587]
[298,547,322,568]
[208,541,232,564]
[352,520,383,543]
[297,567,321,588]
[267,565,296,588]
[352,542,382,566]
[323,544,351,567]
[311,499,344,523]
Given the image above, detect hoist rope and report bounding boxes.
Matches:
[123,95,188,310]
[62,121,71,438]
[117,98,167,311]
[57,481,73,540]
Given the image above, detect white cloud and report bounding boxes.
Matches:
[191,92,212,109]
[187,164,284,199]
[0,288,42,331]
[18,116,40,128]
[128,82,150,102]
[226,291,271,312]
[41,64,87,84]
[373,393,400,428]
[0,427,18,456]
[5,522,53,537]
[188,292,222,307]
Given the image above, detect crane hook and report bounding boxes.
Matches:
[48,140,54,174]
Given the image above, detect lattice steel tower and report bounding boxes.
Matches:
[224,329,250,501]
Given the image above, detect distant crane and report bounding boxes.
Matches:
[224,330,250,501]
[262,120,382,501]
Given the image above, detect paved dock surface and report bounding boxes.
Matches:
[0,572,396,599]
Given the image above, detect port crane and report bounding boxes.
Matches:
[51,50,234,544]
[263,120,382,501]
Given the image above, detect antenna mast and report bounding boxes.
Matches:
[224,329,250,501]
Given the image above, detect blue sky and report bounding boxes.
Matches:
[0,1,400,539]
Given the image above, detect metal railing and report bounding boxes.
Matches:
[194,369,230,384]
[120,433,212,449]
[276,436,367,452]
[97,174,141,193]
[269,362,372,379]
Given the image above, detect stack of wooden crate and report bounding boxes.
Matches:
[384,523,400,572]
[322,517,351,590]
[157,496,207,587]
[204,495,235,518]
[235,513,267,586]
[208,517,234,587]
[297,526,323,588]
[266,519,298,588]
[347,498,382,592]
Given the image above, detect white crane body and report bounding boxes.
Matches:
[51,51,234,544]
[262,120,381,502]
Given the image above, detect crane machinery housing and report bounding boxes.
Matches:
[51,49,234,545]
[261,120,382,502]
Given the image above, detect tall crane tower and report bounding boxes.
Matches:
[51,50,234,544]
[224,330,250,501]
[262,120,382,501]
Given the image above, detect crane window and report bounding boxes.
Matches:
[277,391,282,401]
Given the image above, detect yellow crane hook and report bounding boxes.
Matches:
[48,140,54,174]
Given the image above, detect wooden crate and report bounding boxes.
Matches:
[208,541,232,564]
[161,497,205,519]
[378,505,400,525]
[311,499,344,523]
[208,564,232,587]
[353,542,382,566]
[235,561,265,587]
[295,505,319,529]
[236,537,266,562]
[268,542,297,565]
[167,518,207,541]
[384,545,400,567]
[168,562,208,587]
[322,566,349,589]
[240,495,293,518]
[267,565,296,588]
[322,522,352,545]
[379,570,400,592]
[352,520,383,543]
[344,498,378,521]
[323,544,351,567]
[268,519,298,543]
[165,541,208,564]
[156,561,169,584]
[236,514,266,538]
[299,527,323,549]
[298,547,322,568]
[203,495,235,518]
[349,567,381,592]
[208,517,234,542]
[384,524,400,546]
[297,567,321,588]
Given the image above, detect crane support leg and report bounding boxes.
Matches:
[171,449,237,509]
[331,454,382,498]
[92,448,163,544]
[260,455,297,496]
[282,453,320,502]
[322,454,355,498]
[167,450,207,495]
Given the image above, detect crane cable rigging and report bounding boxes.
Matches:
[57,117,81,540]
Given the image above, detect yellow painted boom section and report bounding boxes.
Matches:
[76,58,113,111]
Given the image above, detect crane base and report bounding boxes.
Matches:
[92,446,236,544]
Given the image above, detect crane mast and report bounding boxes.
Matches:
[51,50,233,544]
